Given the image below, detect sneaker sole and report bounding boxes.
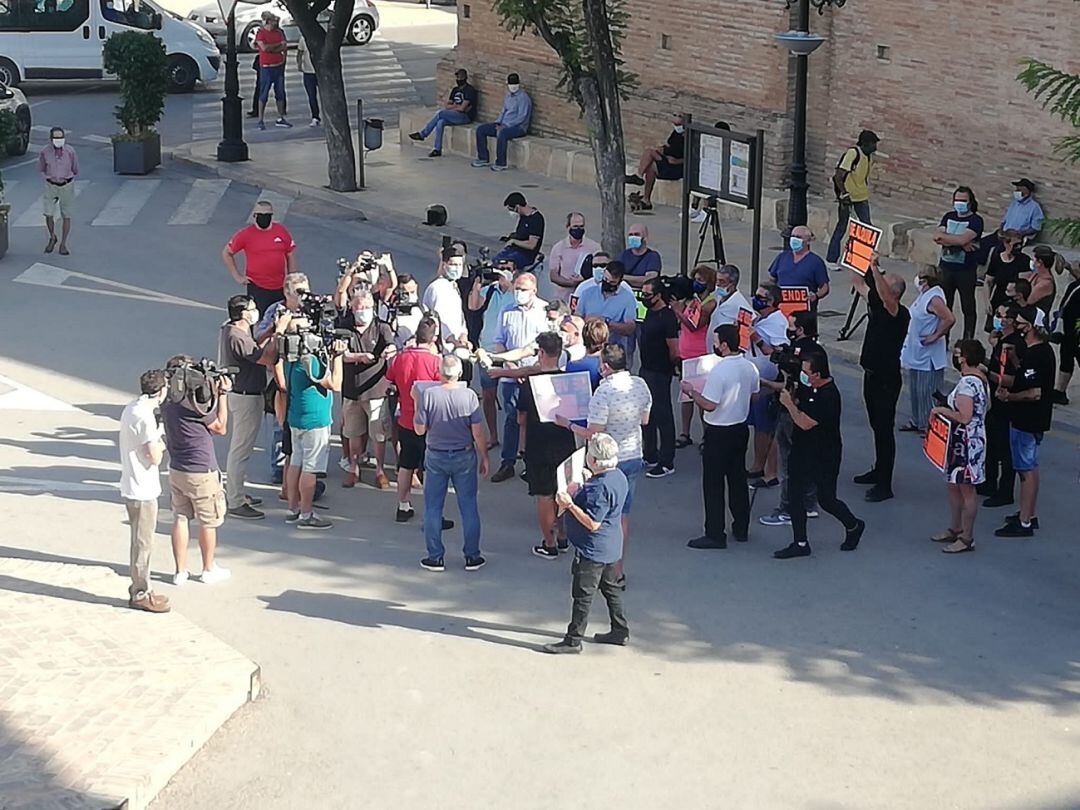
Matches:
[532,549,558,560]
[464,562,486,571]
[420,563,445,572]
[228,511,265,520]
[297,523,332,530]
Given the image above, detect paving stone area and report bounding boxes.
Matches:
[0,558,259,810]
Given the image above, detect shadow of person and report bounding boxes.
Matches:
[258,590,562,652]
[0,574,129,609]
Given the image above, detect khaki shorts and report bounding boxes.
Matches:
[342,394,391,442]
[169,470,225,528]
[43,180,75,218]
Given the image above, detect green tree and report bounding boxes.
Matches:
[491,0,635,251]
[1017,57,1080,246]
[102,31,168,140]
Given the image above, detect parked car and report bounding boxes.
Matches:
[0,81,30,156]
[187,0,379,51]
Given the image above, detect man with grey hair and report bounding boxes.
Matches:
[413,354,489,571]
[707,263,752,335]
[544,432,630,654]
[548,212,601,302]
[223,200,298,316]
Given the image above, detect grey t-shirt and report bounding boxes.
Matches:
[414,383,482,451]
[219,322,266,395]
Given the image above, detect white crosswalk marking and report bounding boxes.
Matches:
[256,189,293,219]
[168,178,232,225]
[91,179,162,226]
[14,181,89,227]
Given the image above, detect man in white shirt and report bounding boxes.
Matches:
[549,212,601,302]
[422,251,469,347]
[118,370,171,613]
[707,263,753,335]
[745,282,789,488]
[680,324,760,548]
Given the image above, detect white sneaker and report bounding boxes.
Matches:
[200,565,232,585]
[309,118,320,128]
[338,457,351,473]
[689,208,708,223]
[172,570,189,586]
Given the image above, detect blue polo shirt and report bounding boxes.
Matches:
[576,284,638,352]
[566,468,628,563]
[1001,196,1045,234]
[768,250,829,306]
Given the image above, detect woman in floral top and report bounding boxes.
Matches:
[930,340,989,554]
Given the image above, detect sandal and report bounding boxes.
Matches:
[942,536,975,554]
[675,434,693,448]
[44,235,57,254]
[898,422,922,433]
[931,528,961,543]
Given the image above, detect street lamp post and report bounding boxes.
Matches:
[775,0,843,227]
[217,9,248,163]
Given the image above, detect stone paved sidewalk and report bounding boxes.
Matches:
[0,558,259,810]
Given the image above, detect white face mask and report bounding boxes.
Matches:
[507,84,521,94]
[244,309,259,325]
[514,289,532,306]
[445,262,464,281]
[52,137,65,148]
[673,125,685,134]
[354,308,374,327]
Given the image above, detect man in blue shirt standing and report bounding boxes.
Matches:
[543,432,630,654]
[768,225,830,310]
[576,261,638,354]
[472,72,532,172]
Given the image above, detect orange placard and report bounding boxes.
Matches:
[736,307,754,351]
[779,286,811,318]
[685,297,702,330]
[923,413,954,473]
[840,219,883,277]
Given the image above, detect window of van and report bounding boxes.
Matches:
[0,0,90,31]
[101,0,153,29]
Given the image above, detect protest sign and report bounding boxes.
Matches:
[679,354,720,402]
[923,413,955,473]
[840,219,883,277]
[736,307,754,351]
[779,286,811,318]
[556,447,588,494]
[529,371,593,423]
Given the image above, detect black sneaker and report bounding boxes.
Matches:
[557,539,570,554]
[490,464,515,483]
[748,477,779,489]
[853,470,878,485]
[840,518,866,551]
[227,503,265,520]
[982,494,1014,508]
[864,486,893,503]
[244,495,263,507]
[774,542,811,559]
[420,557,445,572]
[1005,512,1039,529]
[1051,389,1069,406]
[395,506,415,523]
[297,514,333,530]
[645,464,675,479]
[624,173,645,187]
[442,518,455,530]
[593,631,629,646]
[428,149,442,158]
[995,522,1034,538]
[408,131,424,141]
[245,110,258,118]
[532,544,559,560]
[542,639,582,654]
[464,556,486,571]
[687,535,727,549]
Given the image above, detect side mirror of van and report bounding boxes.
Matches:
[153,11,162,29]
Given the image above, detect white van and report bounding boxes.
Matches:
[0,0,220,92]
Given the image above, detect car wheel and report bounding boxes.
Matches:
[8,105,30,156]
[346,15,373,45]
[166,54,198,93]
[0,57,20,88]
[242,22,260,53]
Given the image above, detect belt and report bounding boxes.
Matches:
[430,446,472,453]
[47,178,73,186]
[232,389,263,396]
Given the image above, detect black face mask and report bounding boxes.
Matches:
[601,281,618,294]
[254,213,272,229]
[455,77,466,87]
[568,227,585,241]
[786,329,799,342]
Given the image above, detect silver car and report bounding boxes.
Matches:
[188,0,379,51]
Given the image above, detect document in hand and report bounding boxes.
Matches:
[679,354,720,402]
[529,371,593,423]
[556,447,588,494]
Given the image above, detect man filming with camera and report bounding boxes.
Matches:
[162,355,233,586]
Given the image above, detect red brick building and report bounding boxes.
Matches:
[443,0,1079,223]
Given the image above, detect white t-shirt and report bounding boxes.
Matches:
[701,354,760,426]
[119,395,163,501]
[708,290,752,336]
[422,277,467,343]
[587,370,652,461]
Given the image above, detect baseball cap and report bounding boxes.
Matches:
[1013,178,1036,192]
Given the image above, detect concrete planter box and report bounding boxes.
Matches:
[113,133,161,175]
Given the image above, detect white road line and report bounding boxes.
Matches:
[257,189,293,220]
[28,99,53,108]
[13,262,219,310]
[82,134,112,144]
[0,475,116,493]
[4,157,38,170]
[1,180,17,199]
[14,181,88,227]
[0,373,77,413]
[167,178,231,225]
[91,179,161,226]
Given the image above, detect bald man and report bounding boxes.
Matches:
[767,225,830,309]
[223,200,298,315]
[616,222,662,289]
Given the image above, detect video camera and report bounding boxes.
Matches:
[337,251,380,288]
[770,343,810,391]
[276,291,351,364]
[165,357,236,414]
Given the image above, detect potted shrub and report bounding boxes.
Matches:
[103,31,168,175]
[0,108,16,258]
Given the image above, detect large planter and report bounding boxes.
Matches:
[0,203,9,259]
[112,132,161,175]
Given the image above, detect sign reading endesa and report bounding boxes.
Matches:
[736,307,754,351]
[923,413,954,473]
[778,286,811,318]
[840,219,883,277]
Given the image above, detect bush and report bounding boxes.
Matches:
[102,31,168,140]
[0,109,17,154]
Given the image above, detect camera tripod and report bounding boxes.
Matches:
[837,288,867,341]
[693,200,727,269]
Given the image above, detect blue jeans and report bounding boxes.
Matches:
[617,458,646,514]
[423,447,482,560]
[826,200,872,263]
[302,72,319,121]
[475,122,527,166]
[258,64,286,104]
[266,417,285,480]
[499,381,520,466]
[492,245,536,269]
[421,109,470,151]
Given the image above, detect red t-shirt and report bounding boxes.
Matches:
[255,26,287,68]
[227,223,295,291]
[386,347,441,430]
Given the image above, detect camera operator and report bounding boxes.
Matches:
[759,311,824,527]
[423,249,470,348]
[392,274,426,349]
[162,355,232,586]
[339,289,397,490]
[774,350,866,559]
[745,283,789,489]
[276,326,345,530]
[469,263,516,442]
[334,252,398,323]
[219,294,281,521]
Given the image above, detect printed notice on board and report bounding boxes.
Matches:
[698,133,724,195]
[729,140,751,198]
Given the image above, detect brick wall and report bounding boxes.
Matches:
[447,0,1080,224]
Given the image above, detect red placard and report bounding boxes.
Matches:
[779,286,811,318]
[923,413,954,473]
[840,219,883,277]
[736,307,754,351]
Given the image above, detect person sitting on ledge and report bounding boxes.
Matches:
[472,72,532,172]
[625,113,685,211]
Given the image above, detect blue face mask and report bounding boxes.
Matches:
[799,371,812,387]
[593,264,607,282]
[751,295,768,312]
[627,235,643,250]
[953,200,969,215]
[992,316,1003,331]
[715,285,729,298]
[789,236,805,252]
[1013,191,1024,202]
[692,280,707,294]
